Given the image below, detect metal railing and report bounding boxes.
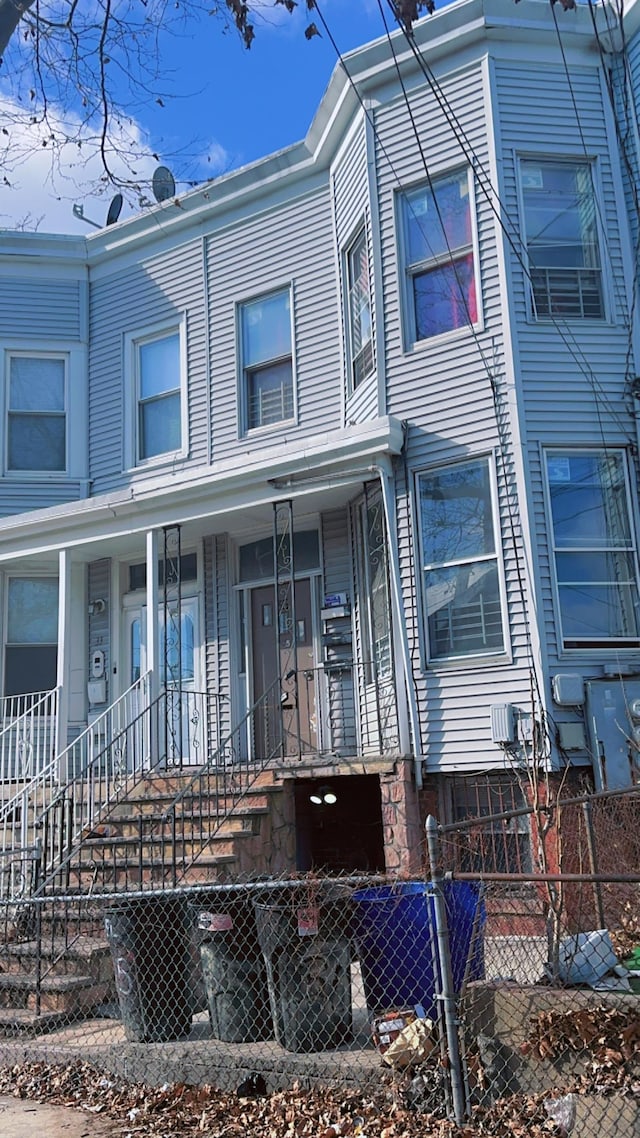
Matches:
[0,687,59,784]
[0,675,153,895]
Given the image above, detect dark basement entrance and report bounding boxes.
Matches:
[294,775,385,873]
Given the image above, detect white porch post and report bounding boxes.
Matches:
[145,529,160,769]
[55,548,71,780]
[146,529,159,700]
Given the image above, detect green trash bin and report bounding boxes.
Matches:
[253,884,353,1053]
[190,889,273,1043]
[104,895,192,1043]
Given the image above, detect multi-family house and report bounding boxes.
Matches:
[0,0,639,891]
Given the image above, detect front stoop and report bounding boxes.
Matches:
[0,935,114,1034]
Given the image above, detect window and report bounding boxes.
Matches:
[418,457,504,660]
[240,289,294,430]
[134,329,182,462]
[545,451,640,648]
[4,577,58,696]
[448,775,532,876]
[346,228,374,388]
[401,168,477,343]
[6,354,66,472]
[520,159,604,320]
[355,489,392,679]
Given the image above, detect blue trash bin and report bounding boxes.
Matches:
[352,880,484,1015]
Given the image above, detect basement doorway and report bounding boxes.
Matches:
[294,775,385,873]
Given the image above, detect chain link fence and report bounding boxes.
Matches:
[0,786,638,1136]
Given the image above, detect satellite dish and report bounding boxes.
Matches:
[106,193,123,226]
[152,165,176,204]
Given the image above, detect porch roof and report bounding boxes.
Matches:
[0,416,404,567]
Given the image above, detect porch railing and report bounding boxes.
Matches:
[159,674,285,887]
[0,688,59,784]
[0,675,153,893]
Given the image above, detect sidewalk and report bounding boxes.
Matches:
[0,1095,120,1137]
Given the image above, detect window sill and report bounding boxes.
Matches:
[3,470,70,480]
[405,318,484,355]
[425,650,512,674]
[242,416,297,440]
[126,449,189,475]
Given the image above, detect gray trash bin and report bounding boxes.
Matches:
[253,884,353,1053]
[190,889,272,1043]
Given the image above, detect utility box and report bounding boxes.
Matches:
[490,703,516,745]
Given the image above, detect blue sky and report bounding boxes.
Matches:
[0,0,412,234]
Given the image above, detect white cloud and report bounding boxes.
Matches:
[0,96,230,235]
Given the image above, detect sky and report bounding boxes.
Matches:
[0,0,409,236]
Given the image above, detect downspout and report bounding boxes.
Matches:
[377,454,423,789]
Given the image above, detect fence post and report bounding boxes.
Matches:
[425,815,467,1127]
[581,799,605,929]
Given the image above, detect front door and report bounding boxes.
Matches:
[125,597,203,765]
[251,579,316,759]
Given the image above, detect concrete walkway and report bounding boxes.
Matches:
[0,1095,120,1137]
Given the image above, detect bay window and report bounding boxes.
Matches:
[520,159,604,320]
[419,457,504,661]
[401,168,478,343]
[545,450,640,647]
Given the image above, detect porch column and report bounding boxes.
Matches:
[146,529,159,703]
[55,548,71,779]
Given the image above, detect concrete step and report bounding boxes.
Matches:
[0,970,112,1014]
[1,936,112,980]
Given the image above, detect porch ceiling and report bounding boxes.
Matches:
[0,416,403,568]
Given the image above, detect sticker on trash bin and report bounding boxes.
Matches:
[297,907,319,936]
[197,911,233,932]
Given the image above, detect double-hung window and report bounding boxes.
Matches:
[545,450,640,648]
[4,577,58,697]
[240,288,294,431]
[520,159,604,320]
[418,457,504,661]
[6,354,66,473]
[346,228,374,388]
[134,328,183,463]
[400,168,478,343]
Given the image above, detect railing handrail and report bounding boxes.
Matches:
[0,687,60,739]
[161,675,282,821]
[0,673,150,831]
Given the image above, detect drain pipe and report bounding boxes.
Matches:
[377,454,423,789]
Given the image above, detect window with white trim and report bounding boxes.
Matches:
[400,167,478,344]
[6,354,66,473]
[545,450,640,648]
[4,577,58,697]
[418,457,504,661]
[134,328,183,462]
[240,288,294,431]
[520,159,604,320]
[345,227,374,389]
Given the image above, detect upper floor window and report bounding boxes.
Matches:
[240,288,294,431]
[545,450,640,648]
[400,168,478,344]
[135,329,182,462]
[418,456,504,661]
[520,159,604,320]
[346,227,374,389]
[6,354,66,473]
